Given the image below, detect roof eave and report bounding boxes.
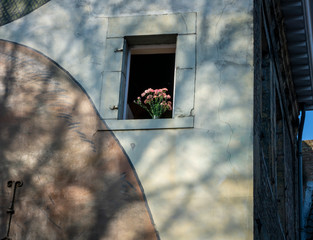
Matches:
[281,0,313,111]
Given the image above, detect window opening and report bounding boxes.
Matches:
[123,44,176,119]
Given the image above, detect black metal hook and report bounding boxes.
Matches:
[1,180,23,240]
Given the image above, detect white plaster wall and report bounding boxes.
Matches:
[0,0,254,239]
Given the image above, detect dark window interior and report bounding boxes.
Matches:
[126,53,175,119]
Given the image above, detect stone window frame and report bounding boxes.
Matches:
[99,12,196,130]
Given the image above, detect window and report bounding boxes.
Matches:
[123,36,177,119]
[100,13,196,130]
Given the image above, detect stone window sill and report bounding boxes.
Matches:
[100,116,194,131]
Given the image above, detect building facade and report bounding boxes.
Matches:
[0,0,312,239]
[303,140,313,239]
[254,0,313,239]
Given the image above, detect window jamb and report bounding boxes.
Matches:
[122,47,131,119]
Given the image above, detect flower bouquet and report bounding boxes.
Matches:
[134,88,172,119]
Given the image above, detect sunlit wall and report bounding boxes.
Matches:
[0,0,253,239]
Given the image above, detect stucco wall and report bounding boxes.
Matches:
[0,0,254,239]
[0,40,160,240]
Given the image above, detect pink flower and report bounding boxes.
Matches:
[135,87,172,118]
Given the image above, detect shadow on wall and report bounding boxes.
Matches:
[0,1,254,239]
[0,40,158,240]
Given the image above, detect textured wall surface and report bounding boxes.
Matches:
[253,0,300,239]
[0,40,158,240]
[0,0,254,239]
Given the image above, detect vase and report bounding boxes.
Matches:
[152,115,159,119]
